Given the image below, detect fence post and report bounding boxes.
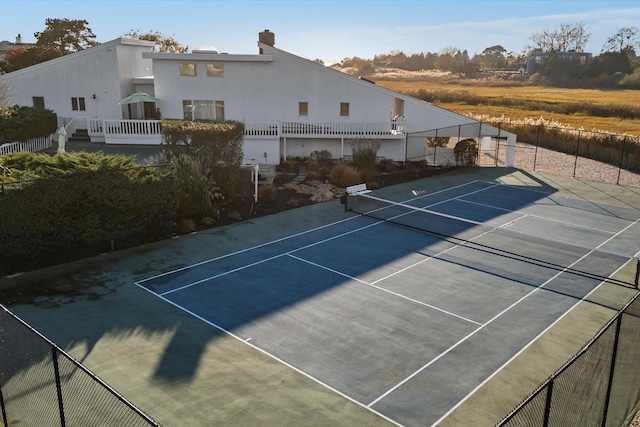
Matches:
[495,123,501,164]
[0,380,8,427]
[616,135,627,185]
[573,130,581,178]
[601,314,623,427]
[533,125,541,171]
[51,348,67,427]
[543,379,554,427]
[434,129,438,165]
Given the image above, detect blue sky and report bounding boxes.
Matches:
[2,1,639,64]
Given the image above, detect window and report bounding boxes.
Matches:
[71,97,86,111]
[194,100,214,120]
[299,102,308,116]
[206,63,224,77]
[180,63,196,76]
[32,96,45,109]
[392,98,404,118]
[340,102,349,117]
[215,101,225,121]
[183,100,224,121]
[182,100,193,120]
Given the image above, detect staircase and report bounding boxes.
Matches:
[68,129,91,143]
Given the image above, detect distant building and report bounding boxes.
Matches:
[526,51,592,75]
[0,34,36,62]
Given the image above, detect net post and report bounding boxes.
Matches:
[635,258,639,289]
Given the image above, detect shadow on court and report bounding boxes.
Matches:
[2,167,639,427]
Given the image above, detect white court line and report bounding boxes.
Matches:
[151,181,498,295]
[367,216,640,411]
[431,252,640,427]
[134,281,404,427]
[288,254,482,326]
[137,180,487,286]
[459,198,620,235]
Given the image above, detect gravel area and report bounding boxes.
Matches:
[479,141,640,188]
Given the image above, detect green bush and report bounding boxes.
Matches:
[454,138,478,166]
[0,152,175,274]
[161,120,244,197]
[0,106,57,144]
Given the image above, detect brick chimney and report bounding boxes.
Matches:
[258,29,274,54]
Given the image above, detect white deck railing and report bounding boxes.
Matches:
[82,119,405,144]
[0,136,52,156]
[244,121,405,138]
[88,119,162,145]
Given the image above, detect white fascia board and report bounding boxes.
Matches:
[143,52,273,62]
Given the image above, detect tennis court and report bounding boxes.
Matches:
[136,179,640,427]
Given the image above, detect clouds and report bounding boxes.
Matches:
[2,1,638,64]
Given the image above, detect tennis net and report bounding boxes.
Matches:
[345,191,639,289]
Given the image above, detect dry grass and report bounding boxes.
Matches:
[377,80,640,136]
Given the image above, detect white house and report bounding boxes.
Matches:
[3,30,516,165]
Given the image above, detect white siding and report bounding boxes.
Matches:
[4,39,154,121]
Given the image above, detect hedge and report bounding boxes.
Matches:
[0,106,57,144]
[0,152,175,274]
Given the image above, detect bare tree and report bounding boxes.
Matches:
[601,27,639,53]
[529,22,591,52]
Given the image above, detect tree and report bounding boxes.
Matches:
[601,27,639,54]
[529,22,591,52]
[123,30,188,53]
[0,75,13,110]
[2,45,61,71]
[34,18,98,54]
[478,45,508,70]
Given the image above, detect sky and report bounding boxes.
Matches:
[1,0,639,64]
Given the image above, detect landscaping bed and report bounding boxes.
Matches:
[209,160,455,230]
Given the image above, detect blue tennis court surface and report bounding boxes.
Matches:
[136,180,640,426]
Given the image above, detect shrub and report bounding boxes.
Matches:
[258,184,276,202]
[307,170,321,181]
[227,210,242,221]
[287,198,306,208]
[177,218,196,234]
[310,149,332,163]
[349,138,381,171]
[454,138,479,166]
[171,153,222,219]
[329,162,361,187]
[0,106,57,144]
[359,167,377,183]
[0,152,175,274]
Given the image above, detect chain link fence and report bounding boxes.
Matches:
[0,304,160,427]
[497,284,640,427]
[476,124,640,188]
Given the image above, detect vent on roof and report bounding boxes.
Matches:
[192,44,219,54]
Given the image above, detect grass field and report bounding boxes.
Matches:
[377,80,640,137]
